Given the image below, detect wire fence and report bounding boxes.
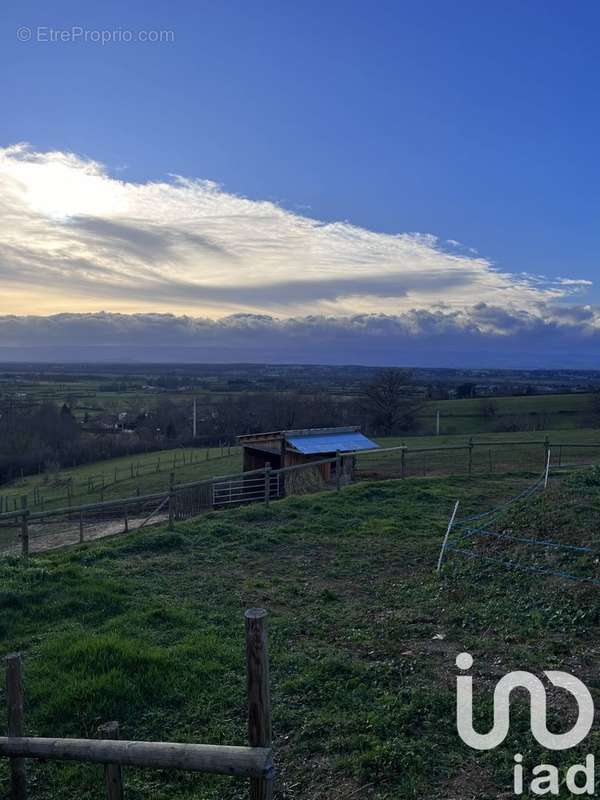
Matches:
[2,437,600,558]
[438,460,600,588]
[0,444,239,515]
[354,437,600,480]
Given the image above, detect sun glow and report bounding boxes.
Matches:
[24,160,126,219]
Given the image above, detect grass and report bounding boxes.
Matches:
[420,392,596,435]
[5,425,600,515]
[1,469,600,798]
[0,447,243,512]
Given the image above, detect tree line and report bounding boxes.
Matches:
[0,370,421,483]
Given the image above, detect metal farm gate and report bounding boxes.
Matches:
[212,473,281,506]
[174,483,213,520]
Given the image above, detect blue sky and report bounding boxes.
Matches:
[1,0,600,364]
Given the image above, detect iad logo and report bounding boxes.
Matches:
[455,653,596,795]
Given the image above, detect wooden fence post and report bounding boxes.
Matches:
[97,721,124,800]
[6,653,27,800]
[335,450,341,491]
[468,437,473,477]
[20,498,29,560]
[245,609,273,800]
[124,504,129,534]
[264,464,271,507]
[168,473,175,531]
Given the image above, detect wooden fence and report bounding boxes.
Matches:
[1,609,274,800]
[0,445,238,516]
[1,438,599,557]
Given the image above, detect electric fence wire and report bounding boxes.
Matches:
[446,544,600,587]
[462,526,595,554]
[453,473,546,529]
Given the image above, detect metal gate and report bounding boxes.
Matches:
[212,473,281,506]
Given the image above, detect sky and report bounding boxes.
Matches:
[1,0,600,366]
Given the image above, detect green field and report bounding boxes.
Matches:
[0,447,243,513]
[1,469,599,798]
[419,392,596,435]
[4,425,600,515]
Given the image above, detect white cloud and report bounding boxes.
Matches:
[0,144,590,319]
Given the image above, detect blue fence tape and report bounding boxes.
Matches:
[446,545,600,587]
[462,527,594,554]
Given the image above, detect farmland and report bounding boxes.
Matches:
[1,468,599,798]
[3,426,600,516]
[0,446,242,513]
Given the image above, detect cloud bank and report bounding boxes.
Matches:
[1,307,599,367]
[0,144,597,365]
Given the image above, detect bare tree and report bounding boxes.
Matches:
[363,369,422,436]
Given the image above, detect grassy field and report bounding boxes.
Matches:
[4,426,600,514]
[0,447,243,512]
[1,469,600,798]
[419,392,596,435]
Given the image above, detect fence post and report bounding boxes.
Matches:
[436,500,460,574]
[245,609,273,800]
[168,473,175,531]
[544,436,550,470]
[468,437,473,477]
[97,721,124,800]
[264,464,271,507]
[6,653,27,800]
[20,497,29,560]
[335,450,341,491]
[124,504,129,534]
[79,511,84,544]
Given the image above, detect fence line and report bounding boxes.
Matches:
[439,458,600,588]
[2,608,274,799]
[1,437,599,557]
[0,445,239,516]
[445,545,600,588]
[3,435,599,518]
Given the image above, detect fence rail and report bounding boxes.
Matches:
[1,437,599,557]
[0,445,239,516]
[3,608,274,799]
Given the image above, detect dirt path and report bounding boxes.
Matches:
[0,512,170,556]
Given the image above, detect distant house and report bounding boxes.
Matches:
[237,426,378,490]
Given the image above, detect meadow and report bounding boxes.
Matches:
[1,468,599,798]
[4,423,600,515]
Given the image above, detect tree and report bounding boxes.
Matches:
[363,369,422,435]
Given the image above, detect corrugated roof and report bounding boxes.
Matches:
[286,431,379,455]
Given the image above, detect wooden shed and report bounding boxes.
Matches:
[237,427,378,492]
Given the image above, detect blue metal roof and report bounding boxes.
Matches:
[286,431,379,455]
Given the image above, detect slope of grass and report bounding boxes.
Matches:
[1,471,600,798]
[0,447,242,512]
